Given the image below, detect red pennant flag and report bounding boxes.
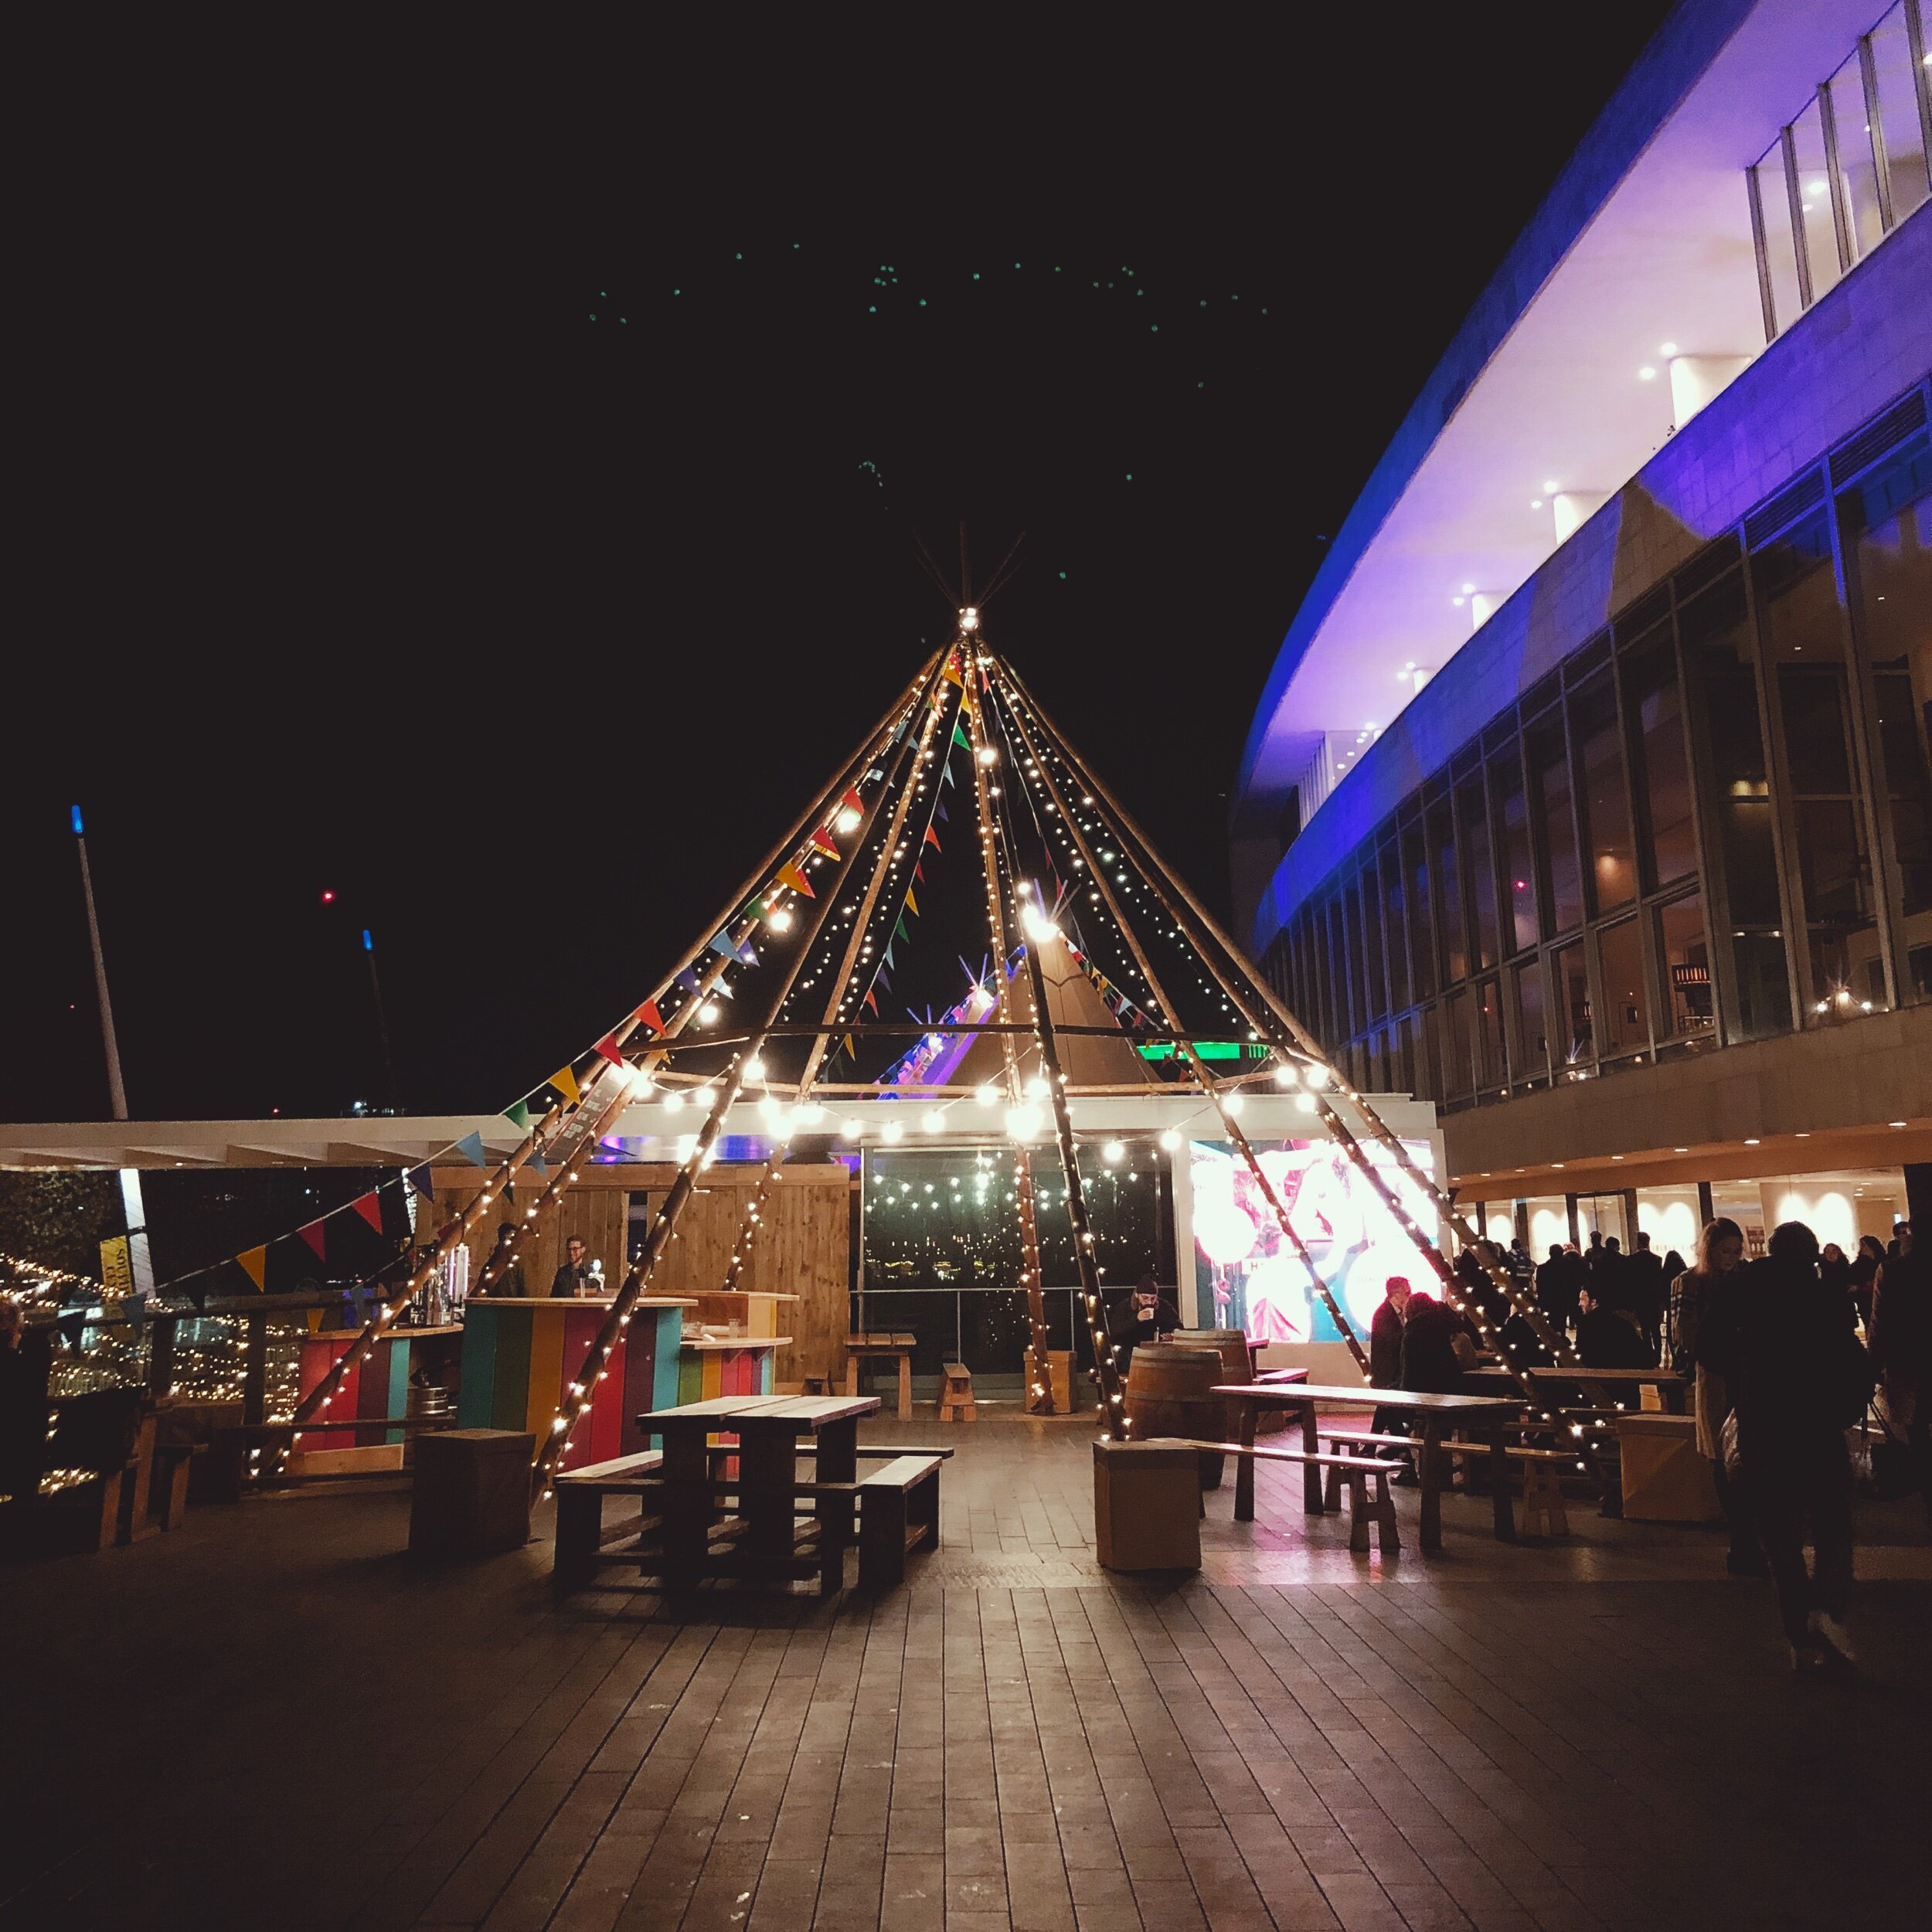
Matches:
[923,825,940,849]
[914,864,925,884]
[635,998,665,1035]
[351,1192,384,1232]
[298,1219,327,1260]
[840,787,863,817]
[863,988,878,1014]
[809,827,840,858]
[775,861,815,897]
[594,1033,624,1066]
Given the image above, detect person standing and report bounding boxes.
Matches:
[1869,1219,1930,1526]
[1536,1243,1582,1337]
[480,1222,527,1298]
[550,1235,596,1298]
[1399,1284,1464,1395]
[1368,1276,1413,1461]
[0,1301,54,1509]
[1624,1233,1667,1362]
[1850,1234,1886,1332]
[1700,1222,1871,1671]
[1669,1217,1759,1574]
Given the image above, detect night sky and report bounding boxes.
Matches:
[9,15,1674,1123]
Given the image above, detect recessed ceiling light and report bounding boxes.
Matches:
[1673,1147,1688,1153]
[1543,480,1559,494]
[1659,341,1678,356]
[1889,1121,1907,1128]
[1530,498,1543,510]
[1611,1154,1624,1161]
[1461,581,1475,594]
[1452,596,1466,607]
[1638,366,1657,380]
[1744,1138,1760,1145]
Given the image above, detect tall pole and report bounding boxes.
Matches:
[71,805,128,1121]
[362,927,403,1111]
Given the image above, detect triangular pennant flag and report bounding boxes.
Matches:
[635,998,666,1035]
[840,787,864,817]
[551,1064,582,1104]
[942,757,957,787]
[675,967,701,993]
[905,887,920,917]
[236,1246,269,1291]
[884,941,896,968]
[594,1034,624,1066]
[352,1191,385,1231]
[736,939,760,966]
[863,988,879,1013]
[914,864,925,885]
[57,1310,88,1351]
[936,798,950,822]
[707,930,738,962]
[842,1034,855,1059]
[951,722,971,750]
[528,1151,548,1177]
[876,966,892,991]
[942,658,964,686]
[775,861,815,898]
[504,1100,531,1131]
[406,1165,435,1202]
[298,1219,328,1260]
[894,917,910,944]
[713,977,735,998]
[809,827,840,857]
[923,825,940,849]
[454,1131,488,1167]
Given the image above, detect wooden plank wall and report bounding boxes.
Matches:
[429,1164,851,1386]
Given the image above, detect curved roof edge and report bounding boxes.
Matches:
[1231,0,1755,826]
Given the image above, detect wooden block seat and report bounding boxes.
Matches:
[1183,1440,1400,1554]
[552,1450,665,1591]
[857,1454,942,1589]
[937,1362,975,1422]
[1435,1439,1577,1536]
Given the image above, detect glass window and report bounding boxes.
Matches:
[1843,442,1932,937]
[1405,825,1436,999]
[1512,957,1549,1084]
[1494,756,1538,954]
[1430,801,1465,985]
[1442,988,1472,1099]
[1325,894,1352,1040]
[1791,94,1843,301]
[1460,777,1500,971]
[1624,638,1698,889]
[1656,893,1715,1039]
[1381,841,1410,1012]
[1597,917,1651,1059]
[1551,940,1593,1071]
[1572,672,1637,913]
[1360,857,1386,1022]
[1473,977,1505,1087]
[1869,3,1930,227]
[1391,1013,1415,1096]
[1828,53,1885,259]
[1416,1005,1440,1103]
[1755,509,1883,1009]
[1752,141,1802,334]
[1531,723,1583,934]
[1732,932,1796,1040]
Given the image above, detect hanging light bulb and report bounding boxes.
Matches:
[663,1090,685,1114]
[767,907,794,933]
[975,1083,998,1107]
[1102,1141,1125,1164]
[744,1056,767,1082]
[1273,1062,1300,1087]
[699,1001,719,1025]
[922,1110,946,1134]
[1224,1092,1245,1116]
[883,1119,904,1143]
[835,805,862,832]
[976,746,997,767]
[838,1117,861,1140]
[1158,1128,1181,1152]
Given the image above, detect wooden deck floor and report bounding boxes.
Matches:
[4,1410,1930,1930]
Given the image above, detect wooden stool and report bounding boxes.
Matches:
[938,1362,976,1422]
[1518,1450,1571,1537]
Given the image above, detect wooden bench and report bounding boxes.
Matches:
[1437,1440,1577,1536]
[1185,1440,1400,1553]
[552,1450,666,1591]
[938,1362,975,1422]
[857,1454,943,1588]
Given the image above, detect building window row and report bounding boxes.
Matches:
[1749,0,1930,341]
[1264,383,1932,1114]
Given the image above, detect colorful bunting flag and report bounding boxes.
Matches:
[942,657,964,685]
[923,825,940,849]
[675,967,701,993]
[528,1151,548,1177]
[298,1219,327,1260]
[842,1035,855,1059]
[635,998,666,1035]
[454,1131,487,1166]
[840,787,864,817]
[936,799,950,823]
[236,1246,269,1291]
[905,887,920,917]
[775,861,815,898]
[504,1100,531,1131]
[707,930,738,962]
[551,1064,582,1104]
[942,757,956,787]
[863,988,878,1014]
[951,723,971,750]
[735,938,760,966]
[352,1192,385,1231]
[406,1165,435,1202]
[594,1034,624,1066]
[895,917,910,943]
[913,864,924,885]
[809,828,840,857]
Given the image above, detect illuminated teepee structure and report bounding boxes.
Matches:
[291,613,1620,1496]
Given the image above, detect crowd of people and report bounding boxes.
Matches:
[1356,1215,1930,1672]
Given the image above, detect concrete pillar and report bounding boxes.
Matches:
[1668,353,1753,429]
[1553,492,1611,543]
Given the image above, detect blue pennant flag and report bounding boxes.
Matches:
[675,966,702,993]
[706,931,737,962]
[405,1165,435,1202]
[454,1131,488,1167]
[736,938,760,966]
[884,941,896,968]
[942,757,956,787]
[528,1151,548,1177]
[936,799,950,823]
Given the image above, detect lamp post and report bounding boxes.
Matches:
[71,805,128,1121]
[363,927,403,1111]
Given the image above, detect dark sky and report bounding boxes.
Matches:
[9,14,1674,1123]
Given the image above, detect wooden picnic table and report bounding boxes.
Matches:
[638,1392,881,1595]
[1524,1365,1686,1412]
[844,1332,917,1419]
[1213,1383,1526,1554]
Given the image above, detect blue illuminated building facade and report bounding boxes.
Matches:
[1233,0,1931,1232]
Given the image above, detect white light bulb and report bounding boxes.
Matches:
[699,1001,719,1024]
[1102,1141,1125,1164]
[1224,1092,1245,1116]
[1158,1128,1180,1151]
[883,1119,903,1143]
[838,1118,861,1140]
[1273,1063,1300,1087]
[1295,1092,1318,1114]
[766,906,793,933]
[663,1090,685,1113]
[835,806,862,832]
[975,1083,998,1107]
[922,1110,945,1134]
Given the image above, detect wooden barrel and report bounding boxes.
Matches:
[1189,1328,1290,1434]
[1124,1344,1226,1487]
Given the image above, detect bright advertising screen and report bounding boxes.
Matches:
[1190,1138,1439,1345]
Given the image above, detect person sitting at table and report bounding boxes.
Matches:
[480,1221,526,1297]
[550,1234,596,1298]
[1107,1274,1179,1372]
[1576,1281,1651,1368]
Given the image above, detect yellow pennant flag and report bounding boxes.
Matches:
[905,886,920,917]
[775,861,815,898]
[942,659,964,686]
[236,1246,269,1291]
[551,1064,582,1106]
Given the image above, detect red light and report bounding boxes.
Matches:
[321,889,335,903]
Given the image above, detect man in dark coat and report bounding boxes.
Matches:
[1576,1284,1651,1368]
[550,1234,595,1298]
[1107,1275,1180,1374]
[1700,1223,1869,1669]
[1623,1233,1667,1362]
[1536,1245,1583,1333]
[1399,1288,1465,1396]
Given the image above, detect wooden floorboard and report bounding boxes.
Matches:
[2,1410,1930,1929]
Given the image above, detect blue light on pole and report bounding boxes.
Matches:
[362,928,374,951]
[70,804,84,835]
